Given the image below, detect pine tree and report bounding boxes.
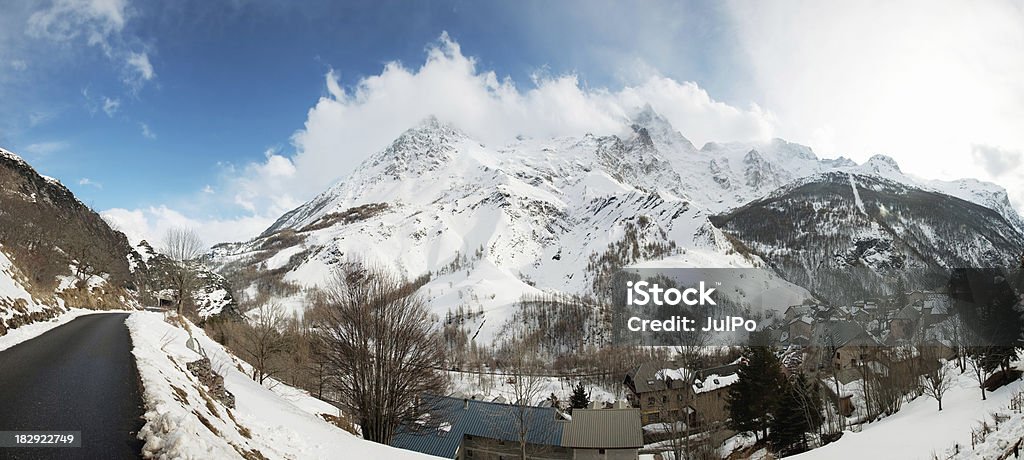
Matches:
[728,347,786,440]
[770,374,823,455]
[569,381,591,413]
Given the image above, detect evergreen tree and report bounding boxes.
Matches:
[770,374,823,455]
[569,381,591,413]
[727,347,786,440]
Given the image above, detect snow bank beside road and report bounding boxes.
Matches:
[127,311,436,460]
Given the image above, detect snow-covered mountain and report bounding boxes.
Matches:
[711,171,1024,303]
[210,108,1024,342]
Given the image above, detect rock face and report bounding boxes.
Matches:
[186,357,235,409]
[0,147,147,334]
[138,240,240,321]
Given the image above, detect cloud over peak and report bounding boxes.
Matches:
[107,32,775,245]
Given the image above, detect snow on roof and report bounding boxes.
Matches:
[693,373,739,394]
[655,367,693,382]
[788,315,813,325]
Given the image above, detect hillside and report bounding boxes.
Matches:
[0,147,240,335]
[209,109,1024,350]
[711,171,1024,303]
[0,147,146,334]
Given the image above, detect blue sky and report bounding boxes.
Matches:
[2,0,1023,244]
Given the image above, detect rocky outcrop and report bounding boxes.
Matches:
[186,357,235,409]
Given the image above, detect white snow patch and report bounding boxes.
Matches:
[127,312,437,459]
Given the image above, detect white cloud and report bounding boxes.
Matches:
[106,33,774,246]
[10,60,27,71]
[221,32,774,233]
[972,145,1022,178]
[139,122,155,139]
[102,96,120,117]
[726,0,1024,210]
[125,51,155,88]
[22,140,69,157]
[27,0,127,49]
[101,206,275,248]
[78,177,103,189]
[26,0,155,92]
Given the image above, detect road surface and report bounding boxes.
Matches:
[0,313,144,459]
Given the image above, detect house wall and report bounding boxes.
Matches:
[460,435,571,460]
[572,447,639,460]
[835,344,872,370]
[789,321,812,341]
[691,387,730,427]
[636,387,690,425]
[634,387,729,428]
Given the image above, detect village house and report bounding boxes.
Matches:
[809,320,881,371]
[391,395,643,460]
[623,361,740,428]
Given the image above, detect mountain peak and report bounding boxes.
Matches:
[628,105,695,151]
[864,154,902,173]
[0,147,28,167]
[770,138,818,161]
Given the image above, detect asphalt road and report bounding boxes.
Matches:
[0,313,144,459]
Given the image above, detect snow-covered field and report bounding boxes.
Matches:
[126,311,436,459]
[796,363,1024,460]
[447,370,625,405]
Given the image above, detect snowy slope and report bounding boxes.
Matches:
[209,109,1024,342]
[0,246,76,335]
[127,312,437,459]
[795,362,1024,460]
[711,171,1024,303]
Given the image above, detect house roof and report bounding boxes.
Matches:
[391,395,564,458]
[560,409,642,449]
[626,361,691,393]
[894,304,920,321]
[812,320,878,348]
[627,361,741,395]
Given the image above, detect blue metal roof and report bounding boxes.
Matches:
[391,395,565,458]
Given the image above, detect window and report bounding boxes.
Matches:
[599,449,606,454]
[662,395,668,403]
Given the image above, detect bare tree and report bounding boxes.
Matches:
[663,317,710,460]
[162,228,204,316]
[941,315,967,372]
[501,341,550,459]
[965,349,989,401]
[921,358,954,411]
[237,302,289,385]
[314,262,447,444]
